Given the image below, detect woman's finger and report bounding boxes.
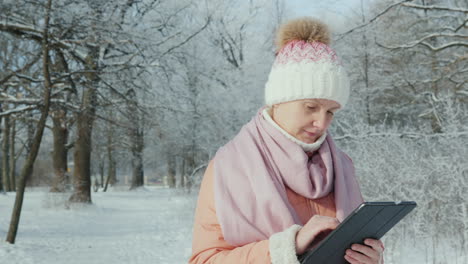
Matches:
[345,248,372,263]
[344,252,363,264]
[364,238,384,253]
[350,243,379,260]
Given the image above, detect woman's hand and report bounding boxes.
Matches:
[344,238,385,264]
[295,215,340,255]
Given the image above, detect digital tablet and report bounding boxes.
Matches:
[298,201,417,264]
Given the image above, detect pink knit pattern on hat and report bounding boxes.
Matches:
[273,40,342,67]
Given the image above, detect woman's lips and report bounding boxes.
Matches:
[304,130,317,137]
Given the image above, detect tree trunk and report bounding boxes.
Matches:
[0,104,3,193]
[361,0,372,125]
[103,172,110,192]
[130,149,144,189]
[50,111,69,192]
[49,45,73,193]
[126,89,145,190]
[167,155,176,188]
[104,126,117,191]
[6,0,53,243]
[99,161,104,188]
[93,176,99,192]
[103,158,116,192]
[130,130,144,189]
[109,158,117,185]
[26,112,35,151]
[103,128,116,192]
[9,118,16,191]
[185,154,194,191]
[69,47,98,203]
[2,114,11,191]
[180,158,185,188]
[69,87,96,203]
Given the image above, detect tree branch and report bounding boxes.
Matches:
[0,52,42,87]
[376,34,468,52]
[401,3,468,13]
[0,106,37,117]
[336,0,413,41]
[160,16,211,57]
[334,131,468,140]
[0,21,88,63]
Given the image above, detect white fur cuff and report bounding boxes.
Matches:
[269,224,302,264]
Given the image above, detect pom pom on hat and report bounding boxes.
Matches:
[265,17,350,109]
[275,17,331,52]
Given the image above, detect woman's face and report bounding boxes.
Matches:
[270,98,340,143]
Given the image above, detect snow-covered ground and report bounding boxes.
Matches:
[1,187,466,264]
[0,187,197,264]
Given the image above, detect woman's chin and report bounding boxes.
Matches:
[301,130,321,143]
[299,136,317,144]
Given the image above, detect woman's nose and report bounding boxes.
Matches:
[313,113,328,130]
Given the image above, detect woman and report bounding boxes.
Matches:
[189,17,385,264]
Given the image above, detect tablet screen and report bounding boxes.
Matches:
[298,201,417,264]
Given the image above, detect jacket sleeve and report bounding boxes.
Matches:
[188,160,303,264]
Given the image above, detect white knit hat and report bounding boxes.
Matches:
[264,17,350,108]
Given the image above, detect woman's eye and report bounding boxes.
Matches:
[327,111,335,116]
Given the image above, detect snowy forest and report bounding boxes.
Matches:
[0,0,467,263]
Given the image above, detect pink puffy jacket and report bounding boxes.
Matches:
[188,159,336,264]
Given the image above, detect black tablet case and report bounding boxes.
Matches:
[298,201,417,264]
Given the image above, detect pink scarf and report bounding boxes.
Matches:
[213,106,364,246]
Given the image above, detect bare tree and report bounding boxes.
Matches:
[6,0,54,243]
[126,88,145,190]
[2,112,11,191]
[9,116,16,191]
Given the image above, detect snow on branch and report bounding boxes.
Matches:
[0,52,42,85]
[0,92,79,111]
[334,131,468,140]
[0,92,42,105]
[337,1,468,41]
[0,21,43,38]
[456,90,468,96]
[376,33,468,52]
[14,73,43,83]
[417,33,467,40]
[0,20,88,62]
[418,41,468,52]
[401,3,468,13]
[0,105,37,117]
